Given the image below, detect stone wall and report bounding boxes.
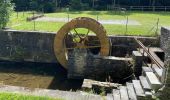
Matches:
[160,27,170,100]
[0,30,57,63]
[67,49,133,81]
[0,30,159,64]
[160,27,170,61]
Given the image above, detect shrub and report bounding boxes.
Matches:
[70,0,82,10]
[43,2,56,13]
[0,0,13,29]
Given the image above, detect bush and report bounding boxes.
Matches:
[0,0,13,29]
[43,2,56,13]
[81,3,90,10]
[70,0,82,10]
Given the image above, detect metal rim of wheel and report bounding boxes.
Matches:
[54,17,110,69]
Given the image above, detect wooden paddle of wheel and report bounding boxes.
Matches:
[54,17,110,69]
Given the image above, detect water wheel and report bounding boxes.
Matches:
[54,17,110,69]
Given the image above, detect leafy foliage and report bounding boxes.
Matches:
[29,0,57,13]
[0,0,14,29]
[70,0,82,10]
[11,0,170,12]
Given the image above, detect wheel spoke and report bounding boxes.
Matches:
[68,32,79,43]
[84,29,90,39]
[74,29,82,39]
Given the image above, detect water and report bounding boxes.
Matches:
[0,60,132,91]
[0,61,83,91]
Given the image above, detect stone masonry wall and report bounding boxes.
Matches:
[159,27,170,100]
[160,27,170,61]
[0,30,159,64]
[0,30,57,63]
[67,49,132,81]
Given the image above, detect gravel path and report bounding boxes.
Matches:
[35,17,141,25]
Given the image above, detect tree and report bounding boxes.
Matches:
[0,0,14,29]
[70,0,82,10]
[12,0,30,11]
[152,0,156,6]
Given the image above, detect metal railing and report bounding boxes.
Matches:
[134,37,164,69]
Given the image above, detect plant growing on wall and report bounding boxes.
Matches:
[0,0,13,29]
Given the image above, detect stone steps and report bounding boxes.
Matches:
[119,86,129,100]
[106,47,165,100]
[147,64,165,82]
[126,82,137,100]
[113,89,121,100]
[91,47,165,100]
[139,76,152,91]
[145,72,162,90]
[132,80,145,97]
[106,94,113,100]
[142,66,153,76]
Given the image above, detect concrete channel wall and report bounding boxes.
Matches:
[0,30,159,64]
[160,27,170,100]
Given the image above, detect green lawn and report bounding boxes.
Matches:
[0,92,63,100]
[8,11,170,36]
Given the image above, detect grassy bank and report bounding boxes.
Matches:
[8,11,170,36]
[0,92,63,100]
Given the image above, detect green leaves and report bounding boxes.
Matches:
[0,0,14,29]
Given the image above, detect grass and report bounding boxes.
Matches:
[7,11,170,36]
[0,92,63,100]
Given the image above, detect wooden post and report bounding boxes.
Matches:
[17,12,18,19]
[33,12,35,31]
[142,6,144,12]
[34,20,35,31]
[97,15,99,21]
[152,6,155,12]
[23,9,24,17]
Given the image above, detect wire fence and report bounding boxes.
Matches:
[4,10,163,36]
[107,6,170,12]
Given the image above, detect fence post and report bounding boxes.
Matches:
[33,12,35,31]
[66,7,70,22]
[23,11,24,17]
[97,15,99,21]
[142,6,144,12]
[125,16,128,35]
[155,18,159,36]
[152,6,155,12]
[130,6,133,11]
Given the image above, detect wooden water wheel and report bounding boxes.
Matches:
[54,17,110,69]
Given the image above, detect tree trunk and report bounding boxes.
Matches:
[113,0,116,6]
[152,0,156,6]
